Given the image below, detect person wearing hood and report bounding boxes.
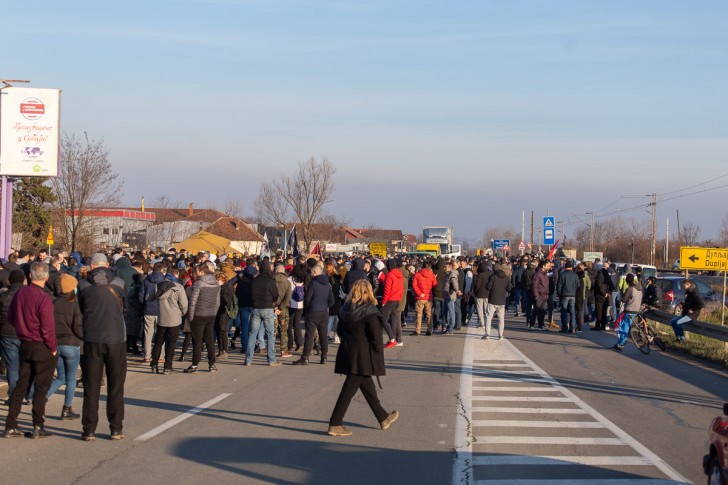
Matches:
[151,268,188,373]
[294,265,333,365]
[327,279,399,437]
[472,262,493,329]
[412,262,437,336]
[184,261,221,373]
[77,253,127,441]
[483,263,512,340]
[246,262,280,366]
[380,259,404,348]
[343,258,367,294]
[139,262,167,364]
[613,273,643,351]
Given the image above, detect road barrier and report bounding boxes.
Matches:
[643,309,728,343]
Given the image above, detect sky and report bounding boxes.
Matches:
[3,0,728,244]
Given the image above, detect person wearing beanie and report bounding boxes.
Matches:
[46,274,83,420]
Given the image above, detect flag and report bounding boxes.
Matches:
[260,231,270,258]
[287,225,299,258]
[546,239,561,260]
[310,242,321,256]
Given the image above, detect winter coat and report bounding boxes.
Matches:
[125,270,145,338]
[78,267,126,345]
[343,259,368,294]
[216,282,233,329]
[532,269,549,301]
[443,269,459,301]
[139,270,166,316]
[251,274,278,309]
[412,268,437,301]
[188,274,221,320]
[156,280,188,327]
[556,270,580,297]
[54,297,83,347]
[576,270,591,304]
[329,273,343,316]
[0,283,23,339]
[683,286,705,319]
[381,268,404,305]
[234,266,257,308]
[433,259,447,300]
[397,266,411,312]
[335,301,385,376]
[486,270,512,306]
[472,264,493,299]
[522,266,536,293]
[305,274,334,313]
[621,284,643,313]
[642,283,662,307]
[114,257,134,294]
[595,268,615,297]
[274,272,293,310]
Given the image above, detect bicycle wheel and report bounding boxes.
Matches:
[629,321,650,354]
[646,325,667,351]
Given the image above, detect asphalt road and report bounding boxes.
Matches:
[0,314,725,485]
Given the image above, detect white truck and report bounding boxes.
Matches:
[422,226,462,259]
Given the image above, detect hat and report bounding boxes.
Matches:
[60,274,78,294]
[90,253,108,266]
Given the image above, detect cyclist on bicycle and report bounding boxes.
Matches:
[613,273,643,352]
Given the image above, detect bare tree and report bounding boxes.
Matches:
[50,133,123,252]
[720,214,728,247]
[255,157,336,251]
[482,226,519,247]
[223,198,244,218]
[681,222,701,246]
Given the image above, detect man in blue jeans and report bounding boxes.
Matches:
[245,262,280,366]
[556,261,579,333]
[0,270,26,404]
[442,261,460,334]
[669,279,705,342]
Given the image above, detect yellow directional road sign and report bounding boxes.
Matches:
[369,242,387,259]
[679,246,728,271]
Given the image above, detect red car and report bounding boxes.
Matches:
[705,403,728,485]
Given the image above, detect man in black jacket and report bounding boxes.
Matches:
[483,264,512,340]
[0,270,25,405]
[294,265,333,365]
[78,253,127,441]
[245,262,279,366]
[592,264,615,331]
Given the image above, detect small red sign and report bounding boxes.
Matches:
[20,98,45,120]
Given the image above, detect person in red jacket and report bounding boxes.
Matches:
[412,262,437,336]
[380,259,403,348]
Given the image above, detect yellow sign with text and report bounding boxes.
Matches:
[46,226,54,246]
[368,242,387,259]
[679,246,728,271]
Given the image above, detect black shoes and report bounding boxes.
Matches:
[320,356,327,364]
[3,427,22,438]
[151,362,159,374]
[425,331,432,336]
[613,344,624,352]
[183,365,199,373]
[62,406,80,420]
[209,364,218,372]
[163,368,173,375]
[292,357,309,366]
[30,426,53,439]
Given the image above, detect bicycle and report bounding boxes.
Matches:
[628,307,667,355]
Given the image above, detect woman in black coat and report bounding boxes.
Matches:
[327,280,398,437]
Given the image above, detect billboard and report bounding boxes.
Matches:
[0,86,60,177]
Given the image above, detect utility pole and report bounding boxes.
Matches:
[676,210,681,246]
[651,193,657,266]
[530,211,534,247]
[521,210,525,245]
[586,211,595,252]
[665,218,669,267]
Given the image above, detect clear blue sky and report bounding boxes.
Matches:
[4,0,728,243]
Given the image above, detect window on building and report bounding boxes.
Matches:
[103,228,110,235]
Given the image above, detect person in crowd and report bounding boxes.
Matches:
[3,263,56,439]
[380,259,404,347]
[593,262,615,331]
[483,263,511,340]
[669,279,705,342]
[117,257,143,355]
[273,264,293,358]
[78,253,127,441]
[574,262,591,333]
[0,270,26,405]
[139,262,166,364]
[294,265,333,365]
[327,280,399,437]
[556,261,580,333]
[530,260,550,331]
[231,261,256,354]
[613,273,643,351]
[326,261,343,345]
[412,262,437,336]
[442,261,460,335]
[288,265,306,353]
[246,262,280,366]
[214,272,234,360]
[152,268,188,373]
[185,261,221,373]
[472,262,492,329]
[642,276,662,308]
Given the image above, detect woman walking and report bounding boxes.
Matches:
[327,280,399,437]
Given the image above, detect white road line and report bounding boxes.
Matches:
[472,396,572,402]
[471,455,653,466]
[471,387,565,392]
[474,364,532,368]
[453,322,475,485]
[135,393,232,442]
[473,377,558,383]
[504,341,690,483]
[475,480,686,485]
[473,420,604,428]
[473,370,540,375]
[475,436,624,445]
[472,407,589,414]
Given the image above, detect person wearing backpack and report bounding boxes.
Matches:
[151,269,188,374]
[139,262,166,364]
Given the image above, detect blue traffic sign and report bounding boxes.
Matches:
[492,239,510,250]
[543,216,555,245]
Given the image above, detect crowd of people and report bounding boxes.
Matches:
[0,245,704,439]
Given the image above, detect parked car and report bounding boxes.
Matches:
[653,276,720,314]
[704,402,728,485]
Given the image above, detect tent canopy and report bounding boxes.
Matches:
[174,231,234,255]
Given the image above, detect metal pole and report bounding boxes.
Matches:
[722,271,726,326]
[0,176,7,259]
[4,178,12,257]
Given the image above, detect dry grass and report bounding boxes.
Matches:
[649,302,728,369]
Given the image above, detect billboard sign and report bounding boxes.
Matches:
[492,239,510,250]
[0,87,60,177]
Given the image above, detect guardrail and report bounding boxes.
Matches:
[643,309,728,343]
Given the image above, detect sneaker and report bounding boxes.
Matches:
[444,331,454,335]
[3,428,23,438]
[540,327,548,332]
[110,431,125,440]
[280,352,292,358]
[292,357,309,366]
[30,426,53,439]
[425,331,432,336]
[183,365,198,374]
[163,368,173,375]
[327,425,352,437]
[604,325,611,331]
[384,340,397,349]
[498,336,505,341]
[612,344,624,352]
[395,341,403,347]
[333,337,340,344]
[528,327,535,332]
[269,362,282,367]
[81,432,96,442]
[481,335,490,340]
[411,331,420,336]
[243,362,252,367]
[380,410,400,430]
[209,364,218,372]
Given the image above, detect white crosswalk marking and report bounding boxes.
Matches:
[452,327,691,485]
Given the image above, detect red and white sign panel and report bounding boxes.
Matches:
[0,87,60,177]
